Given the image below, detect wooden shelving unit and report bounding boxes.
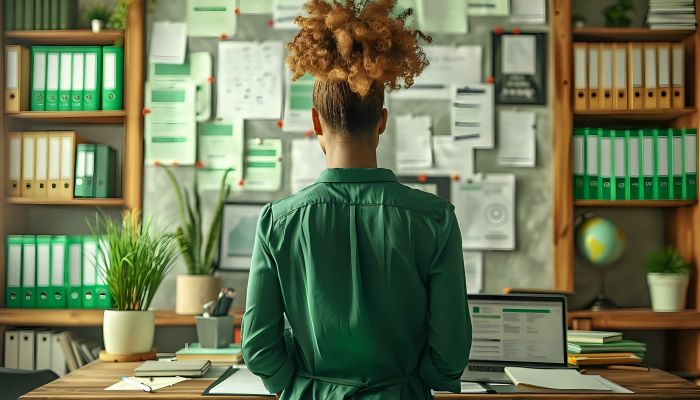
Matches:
[0,2,145,328]
[553,0,700,375]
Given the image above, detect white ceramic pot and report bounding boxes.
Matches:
[647,273,689,312]
[103,310,154,355]
[91,19,103,33]
[176,275,221,315]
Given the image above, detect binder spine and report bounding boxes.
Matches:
[671,129,684,199]
[573,128,586,199]
[21,235,37,308]
[5,236,24,308]
[684,130,697,200]
[599,129,612,200]
[30,46,47,111]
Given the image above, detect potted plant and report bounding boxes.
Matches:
[162,167,233,315]
[83,4,112,33]
[91,210,177,355]
[603,0,634,27]
[645,247,691,312]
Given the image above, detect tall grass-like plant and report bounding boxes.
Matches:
[161,167,233,276]
[90,210,178,311]
[645,247,691,275]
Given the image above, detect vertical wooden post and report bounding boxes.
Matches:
[124,0,145,211]
[551,0,574,291]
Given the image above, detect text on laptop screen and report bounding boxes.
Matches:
[468,300,565,364]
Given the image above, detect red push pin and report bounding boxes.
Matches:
[142,107,151,115]
[219,33,229,40]
[238,179,245,187]
[451,175,461,182]
[195,161,205,169]
[512,27,521,35]
[304,130,314,138]
[267,18,274,27]
[153,160,161,167]
[486,76,496,84]
[277,120,284,129]
[494,26,504,34]
[234,7,240,16]
[207,76,215,84]
[418,174,427,183]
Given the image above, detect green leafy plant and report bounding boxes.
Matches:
[603,0,634,27]
[90,210,178,311]
[162,167,233,276]
[107,0,159,30]
[645,247,691,275]
[83,4,112,24]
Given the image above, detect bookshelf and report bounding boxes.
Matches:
[553,0,700,374]
[0,1,145,328]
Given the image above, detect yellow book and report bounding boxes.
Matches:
[568,352,641,366]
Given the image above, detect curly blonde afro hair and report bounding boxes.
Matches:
[286,0,431,97]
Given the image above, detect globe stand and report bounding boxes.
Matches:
[585,266,618,311]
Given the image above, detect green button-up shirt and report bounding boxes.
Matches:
[242,168,471,399]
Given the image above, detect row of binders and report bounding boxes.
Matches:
[3,0,77,30]
[574,42,686,111]
[4,45,124,113]
[7,132,117,199]
[573,128,697,200]
[5,235,113,309]
[4,330,96,376]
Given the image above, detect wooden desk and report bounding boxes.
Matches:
[21,361,700,399]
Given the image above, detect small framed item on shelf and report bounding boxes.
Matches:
[218,203,265,271]
[492,31,548,105]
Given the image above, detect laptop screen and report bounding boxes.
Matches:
[468,297,566,365]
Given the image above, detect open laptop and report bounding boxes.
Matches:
[461,294,568,383]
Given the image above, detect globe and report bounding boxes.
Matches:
[576,217,626,266]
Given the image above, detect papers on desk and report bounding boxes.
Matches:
[451,84,494,149]
[283,73,314,132]
[415,0,468,33]
[498,110,536,167]
[217,41,284,120]
[463,251,483,294]
[510,0,547,24]
[149,22,187,65]
[145,80,197,165]
[434,381,489,394]
[291,138,326,193]
[186,0,237,37]
[453,174,515,250]
[467,0,509,16]
[504,367,633,393]
[273,0,305,30]
[391,46,482,100]
[395,115,432,173]
[204,367,270,395]
[105,376,189,391]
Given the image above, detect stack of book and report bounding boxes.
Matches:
[567,330,647,367]
[175,343,243,366]
[647,0,696,30]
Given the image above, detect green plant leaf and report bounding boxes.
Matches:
[645,247,691,275]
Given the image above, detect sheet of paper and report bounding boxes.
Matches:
[273,0,305,30]
[391,45,482,100]
[191,52,213,122]
[240,0,273,14]
[198,119,244,171]
[243,138,283,191]
[497,110,536,167]
[217,41,284,120]
[452,174,515,250]
[451,84,494,149]
[186,0,237,37]
[402,136,473,178]
[208,368,270,395]
[502,35,537,75]
[291,138,326,193]
[416,0,467,33]
[395,114,433,173]
[197,168,239,192]
[467,0,509,16]
[510,0,547,24]
[283,73,314,132]
[149,22,187,64]
[105,377,189,391]
[145,80,197,165]
[434,381,488,394]
[463,251,483,293]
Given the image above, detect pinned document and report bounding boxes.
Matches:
[467,0,509,16]
[5,45,30,113]
[145,80,197,165]
[395,114,433,173]
[416,0,468,33]
[243,139,283,191]
[150,22,188,64]
[401,136,473,179]
[272,0,305,30]
[283,73,314,132]
[240,0,273,14]
[186,0,237,38]
[510,0,546,24]
[463,251,483,294]
[291,138,326,193]
[497,110,536,167]
[451,84,494,149]
[191,52,213,122]
[198,120,245,171]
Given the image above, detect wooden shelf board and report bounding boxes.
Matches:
[569,308,700,330]
[0,309,244,327]
[576,200,698,208]
[573,27,695,42]
[6,111,126,124]
[574,108,696,123]
[6,197,126,207]
[4,30,124,45]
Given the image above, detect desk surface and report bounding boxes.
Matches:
[21,361,700,400]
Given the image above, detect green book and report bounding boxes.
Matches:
[58,46,72,111]
[49,235,68,308]
[30,46,47,111]
[42,0,51,29]
[176,343,242,355]
[49,0,59,29]
[35,235,52,308]
[567,340,647,354]
[627,129,642,200]
[66,236,82,309]
[81,236,97,309]
[94,145,117,198]
[584,128,599,199]
[572,128,585,200]
[45,46,60,111]
[655,128,670,200]
[21,235,37,308]
[612,129,626,201]
[599,129,612,200]
[74,144,87,197]
[684,129,697,200]
[671,129,684,200]
[101,46,124,110]
[82,47,102,111]
[5,235,24,308]
[34,0,42,29]
[15,0,24,30]
[23,0,34,30]
[642,129,655,200]
[95,236,112,309]
[70,49,85,111]
[58,0,76,29]
[4,0,15,31]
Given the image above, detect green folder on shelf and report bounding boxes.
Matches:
[49,0,60,29]
[599,129,612,200]
[49,235,68,309]
[74,144,96,198]
[83,47,102,111]
[35,235,52,308]
[71,49,85,111]
[66,236,83,309]
[34,0,42,30]
[95,237,112,309]
[671,129,684,200]
[23,0,34,31]
[584,128,599,200]
[45,46,60,111]
[572,128,585,200]
[94,145,117,198]
[21,235,37,308]
[74,144,87,197]
[82,236,98,309]
[642,129,655,200]
[685,129,698,200]
[627,129,642,200]
[656,128,670,200]
[612,129,626,201]
[567,340,647,354]
[6,235,23,309]
[5,0,15,31]
[58,46,73,111]
[59,0,77,29]
[31,46,47,111]
[15,0,24,30]
[102,46,124,110]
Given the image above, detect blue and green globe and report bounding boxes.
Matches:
[576,217,626,266]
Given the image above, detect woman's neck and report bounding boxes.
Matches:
[325,138,378,169]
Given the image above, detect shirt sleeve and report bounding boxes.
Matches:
[241,204,295,394]
[418,204,472,393]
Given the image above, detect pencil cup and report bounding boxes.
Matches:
[195,316,233,348]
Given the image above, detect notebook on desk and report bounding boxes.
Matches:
[134,360,211,377]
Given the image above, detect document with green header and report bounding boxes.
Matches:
[145,80,197,165]
[198,120,244,172]
[186,0,237,38]
[243,138,283,191]
[283,73,314,132]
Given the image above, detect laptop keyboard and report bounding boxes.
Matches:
[468,365,505,373]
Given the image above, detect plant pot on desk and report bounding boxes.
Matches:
[647,273,689,312]
[176,275,221,315]
[103,310,155,355]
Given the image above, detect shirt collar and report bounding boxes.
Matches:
[316,168,398,184]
